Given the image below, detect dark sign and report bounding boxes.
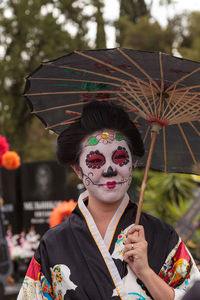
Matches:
[0,169,20,234]
[1,161,79,236]
[20,161,78,235]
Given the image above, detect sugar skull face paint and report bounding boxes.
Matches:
[78,131,133,204]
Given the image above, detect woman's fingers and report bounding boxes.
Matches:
[124,241,140,251]
[123,225,150,277]
[127,225,145,239]
[125,225,146,247]
[124,241,147,253]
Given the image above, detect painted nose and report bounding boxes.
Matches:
[102,166,117,177]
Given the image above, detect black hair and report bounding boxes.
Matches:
[57,101,144,165]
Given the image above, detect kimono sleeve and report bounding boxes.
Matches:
[158,237,200,300]
[17,242,54,300]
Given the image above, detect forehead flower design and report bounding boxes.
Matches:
[85,131,125,146]
[96,132,114,144]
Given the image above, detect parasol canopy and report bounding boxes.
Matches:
[24,48,200,174]
[24,48,200,223]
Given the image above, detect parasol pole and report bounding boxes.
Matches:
[135,123,161,225]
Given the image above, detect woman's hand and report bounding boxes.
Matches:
[123,225,151,279]
[123,225,175,300]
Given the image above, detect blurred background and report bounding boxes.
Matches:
[0,0,200,298]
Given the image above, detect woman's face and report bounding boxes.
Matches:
[78,131,133,204]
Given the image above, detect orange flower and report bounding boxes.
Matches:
[2,151,21,170]
[49,200,77,228]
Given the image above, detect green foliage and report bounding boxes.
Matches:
[0,0,109,162]
[91,0,106,48]
[116,0,149,46]
[0,0,91,161]
[19,118,57,162]
[177,12,200,62]
[189,228,200,261]
[131,170,200,259]
[115,1,175,54]
[131,170,197,224]
[116,14,174,53]
[119,0,148,22]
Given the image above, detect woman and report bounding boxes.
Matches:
[17,101,200,300]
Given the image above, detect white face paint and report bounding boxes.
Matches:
[78,131,133,204]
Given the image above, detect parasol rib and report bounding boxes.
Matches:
[29,77,124,89]
[136,81,154,116]
[74,50,159,90]
[46,116,81,129]
[167,113,199,125]
[117,48,160,91]
[42,63,155,90]
[118,94,147,119]
[120,91,150,117]
[166,65,200,93]
[169,114,199,125]
[169,107,200,122]
[25,90,124,96]
[158,52,165,118]
[32,98,117,114]
[174,84,200,92]
[163,88,191,120]
[165,93,199,122]
[178,124,200,174]
[150,81,158,117]
[160,84,177,120]
[189,122,200,136]
[167,101,200,123]
[168,101,199,124]
[123,83,152,116]
[159,52,164,93]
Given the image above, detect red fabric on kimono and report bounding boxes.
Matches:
[159,241,192,288]
[26,257,41,281]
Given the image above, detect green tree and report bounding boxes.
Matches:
[177,12,200,62]
[0,0,90,161]
[116,14,175,53]
[116,0,149,46]
[115,0,175,53]
[119,0,148,22]
[91,0,106,48]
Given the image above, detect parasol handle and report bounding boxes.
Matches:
[135,130,158,225]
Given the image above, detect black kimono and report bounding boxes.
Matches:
[17,191,200,300]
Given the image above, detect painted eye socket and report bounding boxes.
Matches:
[112,147,129,166]
[86,151,105,169]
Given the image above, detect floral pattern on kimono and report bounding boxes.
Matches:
[159,239,192,288]
[17,257,53,300]
[50,264,77,299]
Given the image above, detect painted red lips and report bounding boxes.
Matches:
[106,181,116,189]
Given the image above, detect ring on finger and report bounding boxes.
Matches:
[131,243,134,250]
